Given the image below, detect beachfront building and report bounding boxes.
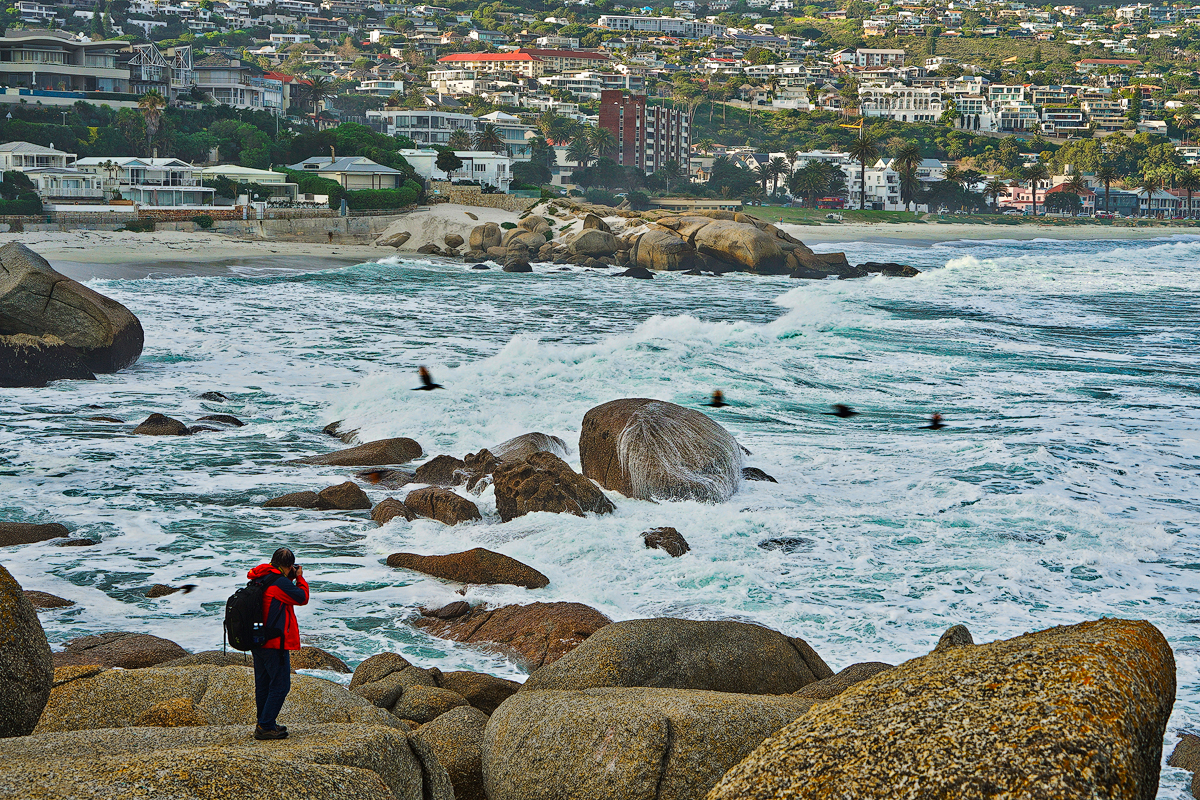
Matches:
[399,148,513,190]
[75,156,216,208]
[198,164,300,202]
[843,160,902,210]
[285,155,405,189]
[598,89,691,175]
[0,141,108,203]
[0,30,133,107]
[365,108,533,158]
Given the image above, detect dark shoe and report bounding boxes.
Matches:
[254,724,288,740]
[275,724,287,734]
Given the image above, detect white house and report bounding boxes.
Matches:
[0,141,107,203]
[400,148,513,190]
[75,156,216,208]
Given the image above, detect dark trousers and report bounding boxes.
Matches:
[252,648,291,729]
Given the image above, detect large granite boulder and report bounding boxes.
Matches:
[693,219,786,274]
[0,333,95,387]
[708,618,1176,800]
[568,229,619,257]
[0,522,68,547]
[293,438,423,467]
[404,486,482,525]
[490,432,570,463]
[387,548,549,588]
[579,398,743,503]
[132,413,190,436]
[0,564,52,737]
[469,222,503,251]
[415,705,490,800]
[36,664,401,733]
[415,602,612,670]
[438,670,520,715]
[0,242,143,378]
[51,631,188,669]
[522,618,831,695]
[376,229,411,248]
[791,661,892,700]
[484,687,816,800]
[632,228,695,271]
[493,452,614,522]
[0,723,452,800]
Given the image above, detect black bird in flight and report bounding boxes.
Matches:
[706,390,729,408]
[825,404,858,418]
[414,366,443,391]
[921,413,946,430]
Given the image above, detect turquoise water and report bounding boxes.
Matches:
[2,235,1199,795]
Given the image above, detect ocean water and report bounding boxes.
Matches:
[3,234,1199,795]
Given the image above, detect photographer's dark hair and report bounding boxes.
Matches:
[271,547,296,569]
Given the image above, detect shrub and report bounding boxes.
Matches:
[121,219,156,232]
[500,222,517,229]
[544,230,553,241]
[0,192,42,215]
[191,214,214,229]
[344,187,418,210]
[627,190,651,211]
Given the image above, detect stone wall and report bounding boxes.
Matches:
[430,183,539,213]
[211,214,404,244]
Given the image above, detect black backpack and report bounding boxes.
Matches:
[224,577,282,651]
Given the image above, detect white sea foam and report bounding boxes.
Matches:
[1,240,1198,796]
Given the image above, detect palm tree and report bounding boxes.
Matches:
[1137,173,1165,217]
[752,160,772,195]
[985,178,1007,212]
[768,156,790,196]
[448,128,471,150]
[1096,162,1118,214]
[589,127,617,159]
[473,123,505,154]
[694,138,716,156]
[1023,162,1049,216]
[302,75,332,115]
[657,160,685,192]
[1176,104,1197,142]
[1179,169,1200,218]
[1064,172,1087,196]
[567,136,595,168]
[789,161,830,208]
[138,89,166,149]
[846,126,879,211]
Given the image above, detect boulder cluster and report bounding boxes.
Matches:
[0,558,1182,800]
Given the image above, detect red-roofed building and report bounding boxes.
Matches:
[265,71,312,115]
[437,52,545,77]
[515,48,611,73]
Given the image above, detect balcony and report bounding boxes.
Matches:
[44,187,104,198]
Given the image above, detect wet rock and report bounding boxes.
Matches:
[708,618,1176,800]
[471,263,490,270]
[196,414,243,427]
[934,624,974,652]
[0,242,144,377]
[263,490,321,509]
[415,705,489,800]
[579,398,743,503]
[316,481,372,511]
[293,438,423,467]
[198,391,227,402]
[0,564,53,737]
[502,258,532,273]
[459,449,501,492]
[145,584,192,598]
[568,229,619,257]
[791,662,893,700]
[757,536,813,553]
[742,467,777,483]
[132,696,211,727]
[187,425,220,434]
[376,229,412,247]
[23,591,74,610]
[403,487,481,526]
[52,632,188,669]
[87,415,123,423]
[436,671,520,715]
[357,469,413,489]
[322,420,360,444]
[422,601,471,620]
[0,522,68,547]
[132,413,190,436]
[415,602,611,670]
[444,233,465,249]
[618,266,654,279]
[492,452,614,522]
[413,454,468,487]
[522,618,831,695]
[55,539,96,547]
[858,261,921,277]
[393,685,469,724]
[642,527,690,557]
[291,646,351,673]
[490,432,570,463]
[0,333,95,387]
[386,548,549,589]
[484,687,818,800]
[1168,733,1200,796]
[372,497,416,525]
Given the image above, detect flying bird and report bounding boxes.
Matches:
[921,413,946,430]
[825,404,859,418]
[706,390,729,408]
[414,366,443,391]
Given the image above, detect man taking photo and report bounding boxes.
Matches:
[246,547,309,740]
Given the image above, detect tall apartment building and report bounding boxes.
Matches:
[598,89,690,175]
[596,15,726,38]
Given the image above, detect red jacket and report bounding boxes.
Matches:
[247,564,309,650]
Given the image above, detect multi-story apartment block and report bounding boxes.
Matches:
[855,48,905,67]
[1080,97,1127,131]
[365,108,533,157]
[598,89,690,175]
[399,148,513,190]
[516,48,611,74]
[0,30,130,94]
[194,55,283,113]
[16,1,56,23]
[596,15,726,38]
[859,83,943,122]
[436,52,544,78]
[123,44,195,100]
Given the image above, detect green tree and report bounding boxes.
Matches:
[448,128,471,150]
[1095,162,1118,214]
[137,89,167,150]
[984,178,1007,212]
[847,126,880,210]
[1179,169,1200,218]
[1023,161,1049,216]
[567,135,595,168]
[473,123,505,154]
[435,149,463,179]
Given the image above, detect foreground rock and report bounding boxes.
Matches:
[0,522,68,547]
[132,413,190,436]
[579,398,743,503]
[493,452,614,522]
[51,631,188,669]
[0,334,95,387]
[22,590,74,610]
[387,548,549,588]
[404,486,482,525]
[416,706,490,800]
[490,432,570,463]
[316,481,372,510]
[0,723,452,800]
[523,618,831,694]
[37,663,402,733]
[0,242,144,385]
[415,602,611,670]
[484,687,817,800]
[643,527,690,557]
[293,437,423,467]
[708,618,1175,800]
[438,671,521,715]
[372,497,416,525]
[791,662,892,700]
[0,564,53,737]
